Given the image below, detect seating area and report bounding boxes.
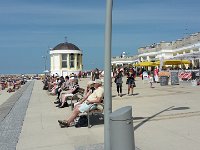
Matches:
[85,102,104,128]
[43,75,104,128]
[68,87,85,110]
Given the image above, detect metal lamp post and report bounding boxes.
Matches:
[104,1,136,150]
[104,0,113,150]
[42,56,47,73]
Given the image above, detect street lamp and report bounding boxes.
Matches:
[104,0,113,150]
[42,55,47,72]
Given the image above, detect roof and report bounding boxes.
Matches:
[52,42,80,50]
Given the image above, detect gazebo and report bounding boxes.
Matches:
[50,42,83,76]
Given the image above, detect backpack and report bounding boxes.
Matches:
[75,115,88,128]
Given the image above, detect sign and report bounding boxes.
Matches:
[158,71,170,77]
[171,71,179,85]
[160,76,169,86]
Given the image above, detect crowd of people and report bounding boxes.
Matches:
[44,66,183,127]
[42,72,104,128]
[0,75,27,93]
[43,67,140,128]
[43,68,141,127]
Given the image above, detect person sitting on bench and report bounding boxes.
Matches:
[58,79,104,127]
[56,78,79,108]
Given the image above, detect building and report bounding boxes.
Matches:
[111,52,138,68]
[50,42,83,76]
[138,32,200,68]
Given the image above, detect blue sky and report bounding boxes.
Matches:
[0,0,200,74]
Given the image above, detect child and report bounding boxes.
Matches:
[149,74,154,88]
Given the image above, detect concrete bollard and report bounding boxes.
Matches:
[110,106,135,150]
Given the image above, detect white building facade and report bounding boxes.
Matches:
[111,52,138,67]
[50,42,83,76]
[138,32,200,68]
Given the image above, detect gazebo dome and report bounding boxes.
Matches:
[53,42,80,50]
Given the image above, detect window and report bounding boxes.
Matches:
[62,54,67,68]
[70,53,74,68]
[77,54,80,69]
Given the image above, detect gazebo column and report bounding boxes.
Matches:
[80,54,83,70]
[77,54,81,69]
[74,54,78,70]
[67,53,70,69]
[50,55,54,71]
[59,54,62,75]
[147,56,150,61]
[53,54,61,75]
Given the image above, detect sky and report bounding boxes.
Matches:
[0,0,200,74]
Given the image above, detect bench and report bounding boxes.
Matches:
[86,102,104,128]
[65,88,85,110]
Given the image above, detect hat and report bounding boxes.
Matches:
[94,79,103,85]
[70,76,75,79]
[87,80,95,86]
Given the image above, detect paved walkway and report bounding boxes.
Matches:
[0,81,34,150]
[1,77,200,150]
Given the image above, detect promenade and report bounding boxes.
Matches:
[1,77,200,150]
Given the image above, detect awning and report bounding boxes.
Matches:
[134,61,157,67]
[155,60,191,65]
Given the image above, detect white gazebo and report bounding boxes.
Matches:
[50,42,83,76]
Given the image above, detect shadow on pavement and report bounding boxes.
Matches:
[132,93,139,96]
[134,106,175,130]
[170,107,190,110]
[134,106,190,131]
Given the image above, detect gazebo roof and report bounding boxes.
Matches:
[53,42,80,50]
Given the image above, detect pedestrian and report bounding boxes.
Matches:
[126,70,136,96]
[94,68,100,80]
[114,70,123,97]
[149,74,154,88]
[154,67,159,83]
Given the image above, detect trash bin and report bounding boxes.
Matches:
[160,76,169,86]
[110,106,135,150]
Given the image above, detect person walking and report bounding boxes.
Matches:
[126,70,136,96]
[154,67,159,83]
[114,70,123,97]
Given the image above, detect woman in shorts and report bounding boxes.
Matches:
[126,71,136,96]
